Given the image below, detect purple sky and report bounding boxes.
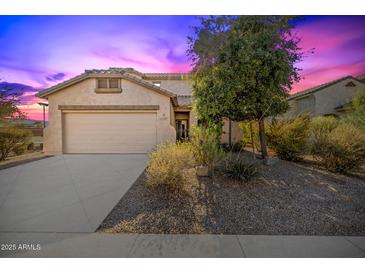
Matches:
[0,16,364,120]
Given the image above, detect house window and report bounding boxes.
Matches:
[109,78,119,88]
[97,78,120,89]
[152,81,161,87]
[97,79,108,89]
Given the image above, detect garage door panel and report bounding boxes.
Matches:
[63,112,156,153]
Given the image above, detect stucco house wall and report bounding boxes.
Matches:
[313,80,363,116]
[44,78,175,154]
[282,78,365,119]
[221,119,244,144]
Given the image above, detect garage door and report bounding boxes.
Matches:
[63,112,157,153]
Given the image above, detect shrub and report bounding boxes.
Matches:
[266,116,310,161]
[145,142,196,190]
[239,122,251,147]
[310,123,365,173]
[13,144,28,155]
[0,127,32,160]
[221,141,244,153]
[309,116,339,156]
[223,154,258,182]
[239,121,261,152]
[191,125,224,173]
[310,116,339,135]
[341,91,365,130]
[27,142,35,151]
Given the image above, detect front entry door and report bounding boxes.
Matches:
[176,119,189,141]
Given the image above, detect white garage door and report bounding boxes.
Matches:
[63,112,157,153]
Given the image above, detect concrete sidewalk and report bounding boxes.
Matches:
[1,233,364,258]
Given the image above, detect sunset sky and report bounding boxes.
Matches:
[0,15,365,120]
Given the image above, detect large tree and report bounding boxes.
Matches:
[188,16,304,158]
[0,80,26,123]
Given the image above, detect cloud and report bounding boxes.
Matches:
[0,81,38,105]
[0,81,36,94]
[339,34,365,52]
[45,72,66,82]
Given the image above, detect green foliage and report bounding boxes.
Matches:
[223,154,258,182]
[188,16,304,158]
[145,142,196,190]
[191,125,224,173]
[239,121,251,147]
[267,116,311,161]
[239,121,262,152]
[0,82,26,122]
[0,127,32,160]
[12,144,28,155]
[341,91,365,130]
[310,123,365,173]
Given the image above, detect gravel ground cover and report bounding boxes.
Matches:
[99,155,365,235]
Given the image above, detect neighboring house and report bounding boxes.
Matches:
[282,75,365,119]
[36,68,242,154]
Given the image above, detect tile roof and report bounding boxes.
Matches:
[176,95,192,107]
[143,73,191,80]
[36,68,178,105]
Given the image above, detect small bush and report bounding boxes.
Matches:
[145,142,196,190]
[0,127,32,160]
[13,144,28,155]
[266,116,310,161]
[309,116,339,156]
[223,154,258,182]
[341,91,365,130]
[27,142,35,151]
[191,125,224,173]
[310,123,365,173]
[239,121,262,152]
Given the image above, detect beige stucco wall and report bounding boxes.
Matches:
[313,81,365,116]
[44,78,176,154]
[221,118,243,144]
[282,79,365,119]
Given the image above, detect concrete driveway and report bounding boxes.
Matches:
[0,154,148,233]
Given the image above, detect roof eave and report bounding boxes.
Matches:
[36,72,179,100]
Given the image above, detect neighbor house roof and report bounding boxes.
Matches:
[289,75,365,100]
[357,74,365,82]
[36,68,181,106]
[143,73,191,80]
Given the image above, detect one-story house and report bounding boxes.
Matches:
[36,68,242,154]
[281,75,365,119]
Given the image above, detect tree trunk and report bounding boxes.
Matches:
[249,121,255,159]
[258,118,268,159]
